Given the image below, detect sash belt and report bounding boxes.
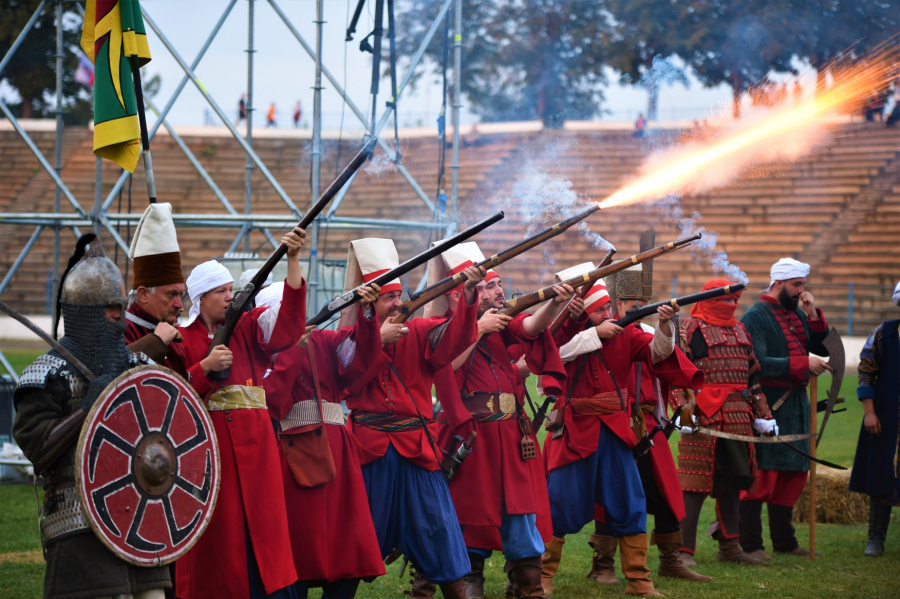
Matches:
[570,392,622,416]
[207,385,267,411]
[352,411,428,432]
[281,400,345,431]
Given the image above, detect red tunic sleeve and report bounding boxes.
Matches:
[425,294,479,368]
[506,314,566,397]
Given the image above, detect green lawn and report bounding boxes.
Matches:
[3,354,899,598]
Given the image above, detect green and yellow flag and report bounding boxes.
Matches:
[81,0,151,173]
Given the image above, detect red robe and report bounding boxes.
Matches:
[544,323,702,472]
[176,281,306,599]
[438,314,565,548]
[124,303,187,376]
[263,304,386,583]
[346,297,479,471]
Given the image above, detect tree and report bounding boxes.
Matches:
[786,0,899,94]
[395,0,610,127]
[0,0,91,122]
[675,0,796,118]
[597,0,688,120]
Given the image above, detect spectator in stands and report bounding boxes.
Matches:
[293,101,302,128]
[236,93,247,126]
[463,123,483,147]
[633,113,645,138]
[849,281,900,557]
[267,102,277,127]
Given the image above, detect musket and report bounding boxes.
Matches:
[500,234,701,317]
[394,205,602,324]
[532,395,557,431]
[613,282,747,328]
[0,300,95,474]
[440,431,477,480]
[547,248,616,335]
[207,138,376,379]
[307,211,505,326]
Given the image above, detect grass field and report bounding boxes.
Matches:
[2,352,899,598]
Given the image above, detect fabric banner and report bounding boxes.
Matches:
[80,0,151,173]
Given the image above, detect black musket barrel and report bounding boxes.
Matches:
[614,282,746,328]
[207,138,376,379]
[307,210,505,327]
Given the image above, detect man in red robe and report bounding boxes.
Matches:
[177,227,308,599]
[541,265,702,597]
[575,266,710,584]
[340,238,484,599]
[426,243,570,599]
[123,203,186,374]
[261,282,386,599]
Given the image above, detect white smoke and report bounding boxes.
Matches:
[364,150,397,178]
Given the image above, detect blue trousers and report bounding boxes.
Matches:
[361,444,469,584]
[248,533,298,599]
[466,513,545,561]
[547,424,646,538]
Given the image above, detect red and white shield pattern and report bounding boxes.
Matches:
[75,365,220,566]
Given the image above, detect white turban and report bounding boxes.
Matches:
[185,260,234,326]
[239,267,272,290]
[769,258,810,290]
[255,282,284,309]
[893,281,900,307]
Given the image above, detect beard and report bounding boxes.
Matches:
[778,286,799,310]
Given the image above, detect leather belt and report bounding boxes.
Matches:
[640,404,656,414]
[207,385,267,411]
[462,392,517,415]
[41,484,90,543]
[281,399,345,430]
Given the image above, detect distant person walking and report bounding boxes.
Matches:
[236,93,247,125]
[633,113,645,138]
[267,102,277,127]
[293,101,302,128]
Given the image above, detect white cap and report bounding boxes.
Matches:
[769,257,810,290]
[339,238,402,327]
[239,267,273,290]
[424,241,496,318]
[555,261,609,315]
[128,203,183,289]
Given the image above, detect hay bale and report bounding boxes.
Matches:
[792,466,869,524]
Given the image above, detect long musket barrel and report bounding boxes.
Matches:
[307,211,506,326]
[395,205,601,323]
[207,138,376,378]
[547,248,616,335]
[500,234,701,317]
[614,282,746,328]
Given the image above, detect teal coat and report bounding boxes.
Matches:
[741,300,829,471]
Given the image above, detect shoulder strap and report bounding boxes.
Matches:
[389,363,443,465]
[306,344,326,429]
[593,349,626,411]
[459,338,482,393]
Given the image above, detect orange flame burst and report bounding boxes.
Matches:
[598,45,900,210]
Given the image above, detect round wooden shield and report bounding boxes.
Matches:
[75,365,220,566]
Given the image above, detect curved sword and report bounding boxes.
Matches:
[816,327,845,448]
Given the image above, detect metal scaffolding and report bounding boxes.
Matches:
[0,0,464,380]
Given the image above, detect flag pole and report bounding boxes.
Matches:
[129,54,156,204]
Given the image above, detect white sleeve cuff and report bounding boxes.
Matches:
[650,320,674,364]
[559,327,603,363]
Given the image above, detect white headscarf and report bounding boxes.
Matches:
[769,258,810,290]
[893,281,900,307]
[184,261,234,326]
[239,267,272,290]
[255,281,284,309]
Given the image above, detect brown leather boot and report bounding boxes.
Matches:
[586,534,619,585]
[438,577,468,599]
[619,534,662,597]
[510,558,546,599]
[464,553,485,599]
[717,537,766,565]
[652,531,711,582]
[409,570,436,598]
[540,536,565,597]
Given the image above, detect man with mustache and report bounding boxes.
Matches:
[123,203,186,375]
[425,243,570,599]
[541,265,701,597]
[340,238,485,599]
[739,257,831,559]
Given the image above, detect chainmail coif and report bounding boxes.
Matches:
[55,302,133,410]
